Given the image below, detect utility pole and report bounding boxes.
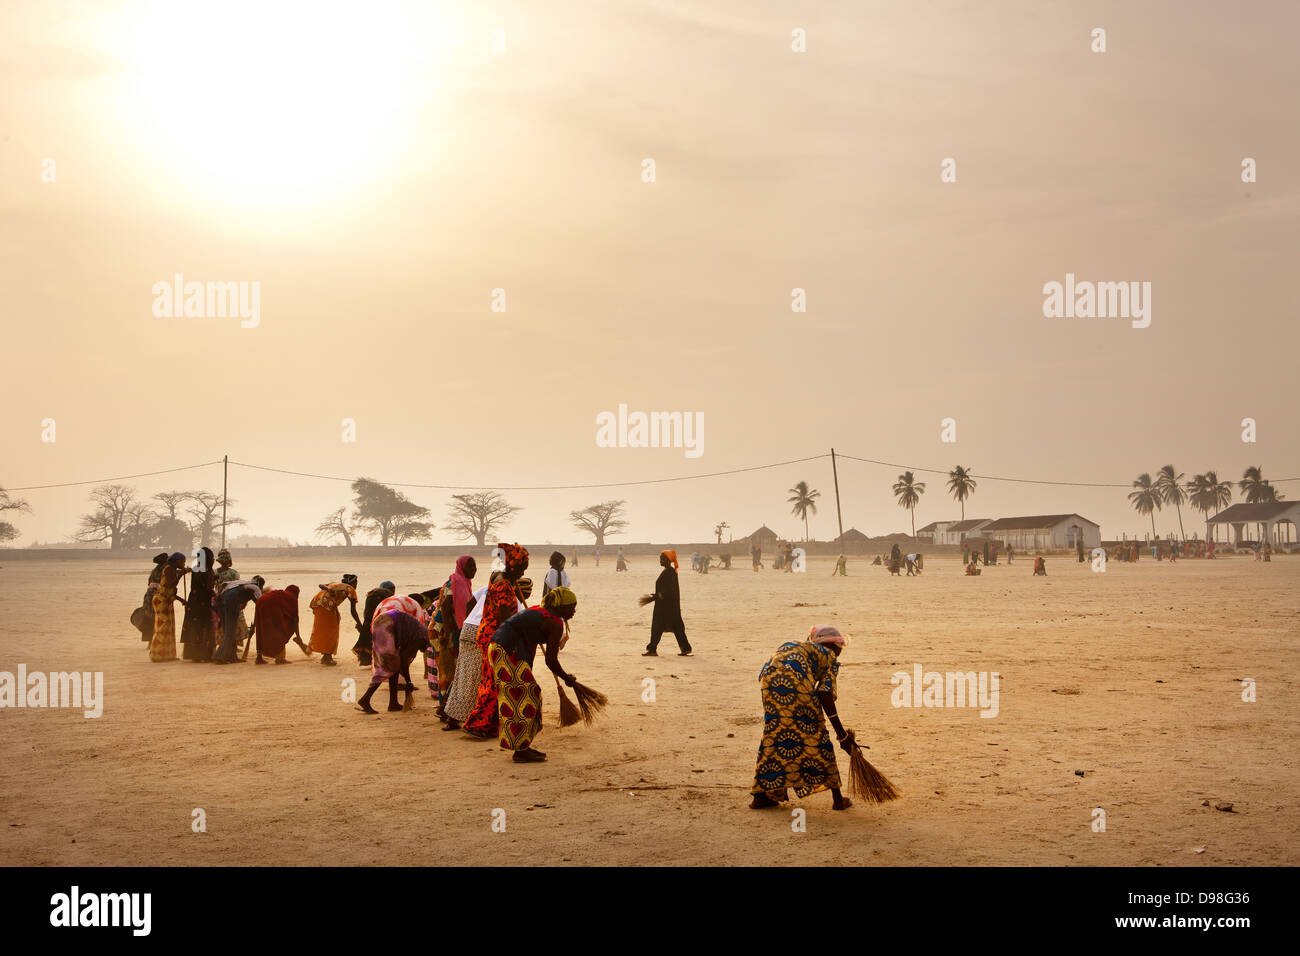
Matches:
[220,455,228,550]
[830,447,845,549]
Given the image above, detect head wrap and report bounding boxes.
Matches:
[216,548,231,562]
[380,580,395,591]
[168,552,186,566]
[661,549,679,570]
[153,552,168,565]
[251,574,266,590]
[342,573,358,587]
[285,584,300,597]
[808,624,847,647]
[542,586,577,609]
[498,542,529,575]
[449,556,475,628]
[549,551,566,569]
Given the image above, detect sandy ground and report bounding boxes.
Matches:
[0,552,1296,866]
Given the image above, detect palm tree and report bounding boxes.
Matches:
[1187,471,1233,543]
[892,471,926,536]
[1155,464,1187,541]
[786,481,820,542]
[946,465,977,520]
[1239,465,1279,503]
[1128,473,1162,540]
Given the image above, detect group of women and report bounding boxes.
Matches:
[132,540,867,809]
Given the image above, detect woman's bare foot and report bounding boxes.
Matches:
[512,748,546,762]
[356,701,378,714]
[295,637,312,656]
[832,795,853,810]
[749,793,780,809]
[440,719,462,731]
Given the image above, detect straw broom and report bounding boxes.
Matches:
[554,676,582,727]
[637,594,655,607]
[569,676,608,726]
[843,730,900,804]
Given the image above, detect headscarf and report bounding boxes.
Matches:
[251,574,266,590]
[549,551,566,569]
[808,624,847,647]
[342,573,358,587]
[542,586,577,610]
[380,580,395,591]
[152,552,168,566]
[216,548,232,564]
[168,551,186,567]
[449,555,474,627]
[498,542,529,575]
[661,549,678,570]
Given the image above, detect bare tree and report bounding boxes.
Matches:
[184,491,245,546]
[570,500,629,547]
[0,488,32,544]
[76,484,152,550]
[445,491,520,547]
[152,490,194,520]
[314,506,355,547]
[713,521,729,544]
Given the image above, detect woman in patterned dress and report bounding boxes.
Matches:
[750,625,855,811]
[486,586,578,763]
[306,575,360,666]
[149,553,189,662]
[461,543,529,739]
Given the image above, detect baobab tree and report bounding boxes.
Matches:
[570,500,629,547]
[445,491,520,546]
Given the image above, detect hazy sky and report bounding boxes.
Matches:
[2,0,1297,548]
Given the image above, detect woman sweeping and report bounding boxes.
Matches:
[180,547,217,662]
[149,552,189,662]
[462,543,529,739]
[133,553,169,642]
[487,586,579,763]
[750,625,855,811]
[250,584,302,664]
[358,609,431,714]
[642,550,691,657]
[306,575,360,666]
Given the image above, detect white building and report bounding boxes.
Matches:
[934,518,992,546]
[981,514,1101,552]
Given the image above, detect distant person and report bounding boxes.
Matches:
[1033,556,1047,576]
[720,553,732,569]
[543,551,570,598]
[132,553,168,643]
[616,548,628,572]
[251,584,301,664]
[307,575,360,666]
[832,554,848,576]
[752,544,763,571]
[890,543,901,575]
[1007,543,1014,564]
[213,549,249,651]
[965,561,981,576]
[905,552,921,576]
[1077,539,1086,563]
[642,550,691,657]
[150,552,189,662]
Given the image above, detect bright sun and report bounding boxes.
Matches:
[121,0,450,205]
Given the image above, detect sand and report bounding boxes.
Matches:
[1,553,1296,866]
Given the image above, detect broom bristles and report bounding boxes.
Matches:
[571,679,609,726]
[637,594,655,607]
[848,742,900,804]
[554,677,582,727]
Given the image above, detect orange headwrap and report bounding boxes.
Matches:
[661,549,678,569]
[497,542,529,575]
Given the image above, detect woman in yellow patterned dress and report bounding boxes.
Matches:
[306,575,360,666]
[149,553,189,662]
[750,625,855,810]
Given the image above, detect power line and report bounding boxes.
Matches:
[4,455,1296,495]
[5,461,223,491]
[227,455,832,491]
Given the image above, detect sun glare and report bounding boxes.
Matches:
[121,0,449,205]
